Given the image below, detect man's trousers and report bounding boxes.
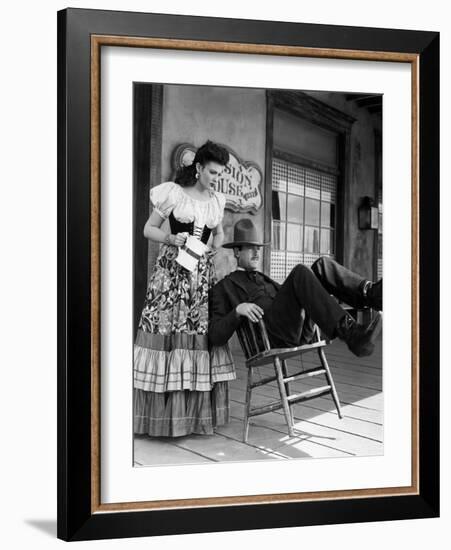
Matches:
[264,257,367,347]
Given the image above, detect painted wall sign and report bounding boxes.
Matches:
[172,143,263,214]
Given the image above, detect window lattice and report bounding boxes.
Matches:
[287,165,305,196]
[272,159,287,192]
[271,158,337,283]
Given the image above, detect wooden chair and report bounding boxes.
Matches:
[236,314,342,442]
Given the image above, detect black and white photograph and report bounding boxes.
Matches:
[132,82,384,466]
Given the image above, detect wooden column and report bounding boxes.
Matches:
[132,83,163,337]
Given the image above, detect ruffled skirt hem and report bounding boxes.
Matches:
[134,383,230,437]
[134,336,236,392]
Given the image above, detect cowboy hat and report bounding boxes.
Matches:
[222,218,269,248]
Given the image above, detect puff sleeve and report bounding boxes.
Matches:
[149,181,180,219]
[213,192,226,226]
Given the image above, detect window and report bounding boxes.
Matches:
[271,158,337,282]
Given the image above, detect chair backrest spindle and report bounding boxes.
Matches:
[258,320,271,351]
[237,309,318,359]
[247,321,261,355]
[237,318,274,359]
[237,323,252,359]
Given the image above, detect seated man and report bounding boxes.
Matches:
[209,218,382,358]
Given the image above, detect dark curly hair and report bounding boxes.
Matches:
[175,140,230,187]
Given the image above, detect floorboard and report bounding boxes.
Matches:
[134,337,383,465]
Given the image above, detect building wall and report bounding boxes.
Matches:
[153,85,381,282]
[306,91,381,280]
[160,84,267,280]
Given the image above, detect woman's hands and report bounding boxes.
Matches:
[235,303,264,323]
[167,232,188,247]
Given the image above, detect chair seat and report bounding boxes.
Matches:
[247,340,327,368]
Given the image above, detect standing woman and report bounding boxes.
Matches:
[134,141,235,437]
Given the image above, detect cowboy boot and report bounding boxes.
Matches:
[335,312,382,357]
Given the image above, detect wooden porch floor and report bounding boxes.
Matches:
[134,335,383,466]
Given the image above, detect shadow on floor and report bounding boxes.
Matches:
[25,519,57,538]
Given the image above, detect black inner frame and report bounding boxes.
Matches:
[57,8,439,541]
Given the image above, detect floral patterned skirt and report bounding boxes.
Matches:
[133,244,235,437]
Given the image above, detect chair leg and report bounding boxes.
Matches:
[243,368,253,442]
[281,359,294,424]
[318,347,342,419]
[274,357,295,436]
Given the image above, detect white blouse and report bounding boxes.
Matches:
[150,181,226,229]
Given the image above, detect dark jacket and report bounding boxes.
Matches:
[208,270,280,347]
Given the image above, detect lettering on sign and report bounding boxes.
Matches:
[172,144,263,214]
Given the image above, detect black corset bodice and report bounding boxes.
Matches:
[169,212,212,244]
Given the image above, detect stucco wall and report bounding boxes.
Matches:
[306,91,382,280]
[160,84,267,280]
[153,85,380,282]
